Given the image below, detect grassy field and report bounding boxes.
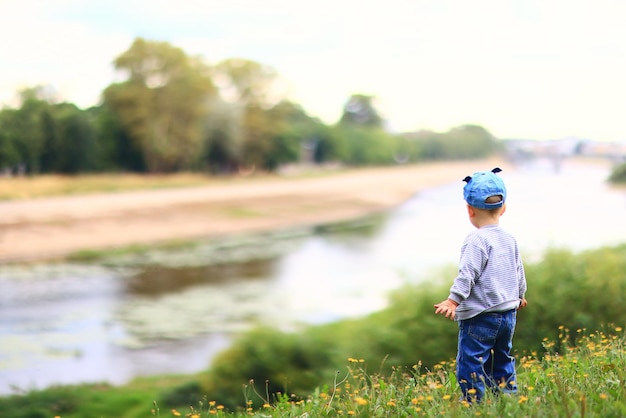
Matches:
[1,326,624,417]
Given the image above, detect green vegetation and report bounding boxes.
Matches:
[608,161,626,184]
[2,244,625,417]
[0,38,499,176]
[1,327,624,417]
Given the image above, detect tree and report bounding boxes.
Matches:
[0,88,56,174]
[206,58,290,171]
[404,125,499,161]
[90,104,146,172]
[260,101,314,170]
[104,38,217,172]
[441,124,499,159]
[52,104,98,173]
[339,94,384,128]
[330,125,401,166]
[212,58,281,107]
[202,98,243,173]
[0,112,20,172]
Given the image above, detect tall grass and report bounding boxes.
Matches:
[3,326,621,417]
[161,326,626,417]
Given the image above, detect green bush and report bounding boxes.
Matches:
[159,380,204,409]
[202,244,626,407]
[0,385,80,418]
[517,245,626,353]
[204,327,337,409]
[608,162,626,183]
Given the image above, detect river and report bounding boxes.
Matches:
[1,157,624,394]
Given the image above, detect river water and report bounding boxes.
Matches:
[1,158,625,394]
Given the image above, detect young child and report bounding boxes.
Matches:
[434,167,527,402]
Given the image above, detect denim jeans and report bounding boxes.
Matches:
[456,309,517,402]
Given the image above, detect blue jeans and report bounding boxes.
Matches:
[456,309,517,402]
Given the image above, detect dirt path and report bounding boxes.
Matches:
[0,160,505,263]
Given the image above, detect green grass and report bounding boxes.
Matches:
[1,326,624,417]
[204,326,626,417]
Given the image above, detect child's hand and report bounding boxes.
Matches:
[518,298,527,310]
[434,299,458,320]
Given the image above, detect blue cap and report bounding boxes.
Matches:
[462,168,506,209]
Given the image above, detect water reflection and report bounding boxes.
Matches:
[126,259,276,297]
[1,158,624,394]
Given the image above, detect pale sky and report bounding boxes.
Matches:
[1,0,625,141]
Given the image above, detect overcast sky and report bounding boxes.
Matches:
[1,0,625,141]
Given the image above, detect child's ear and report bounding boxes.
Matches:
[466,204,475,217]
[500,203,507,216]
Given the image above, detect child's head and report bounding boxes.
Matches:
[462,168,507,225]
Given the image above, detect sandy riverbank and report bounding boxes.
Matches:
[0,160,507,263]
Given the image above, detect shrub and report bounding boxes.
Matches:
[608,162,626,183]
[202,244,626,407]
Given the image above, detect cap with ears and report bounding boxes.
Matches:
[462,167,507,209]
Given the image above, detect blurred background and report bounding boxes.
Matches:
[1,157,625,396]
[1,0,626,414]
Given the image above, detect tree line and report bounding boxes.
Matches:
[0,38,500,175]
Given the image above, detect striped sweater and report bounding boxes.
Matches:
[448,224,527,320]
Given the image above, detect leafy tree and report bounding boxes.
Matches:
[406,130,446,160]
[207,58,294,172]
[441,124,499,159]
[2,89,54,174]
[52,103,98,173]
[0,120,20,172]
[339,94,384,128]
[202,98,243,173]
[104,38,217,172]
[330,125,403,166]
[405,125,499,161]
[89,104,146,172]
[261,101,319,169]
[39,109,60,173]
[212,58,280,107]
